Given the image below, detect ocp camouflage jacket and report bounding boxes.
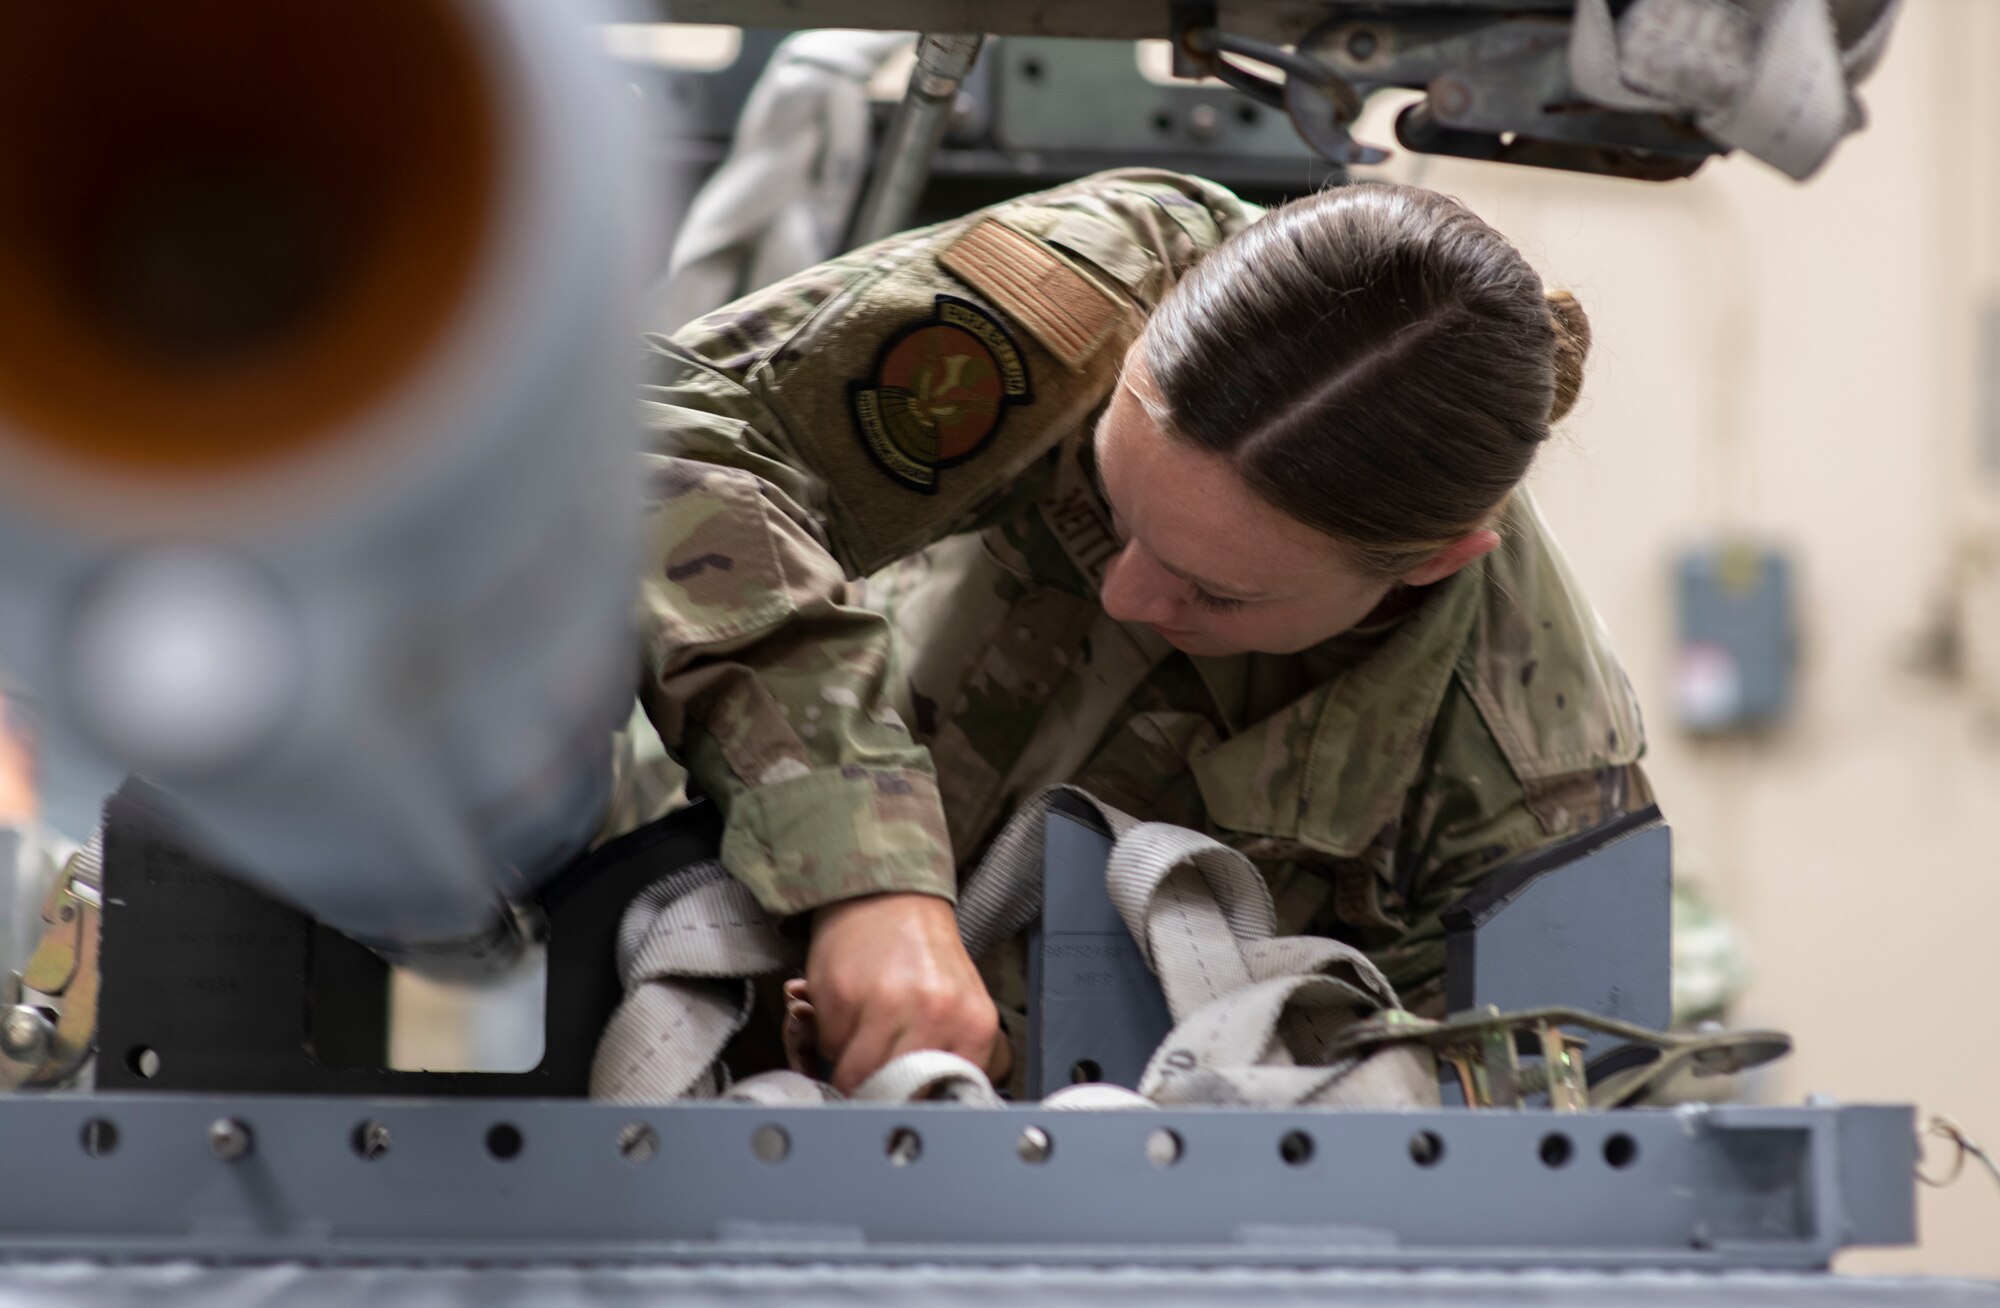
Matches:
[638,169,1650,1011]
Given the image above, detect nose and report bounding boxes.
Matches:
[1099,542,1182,627]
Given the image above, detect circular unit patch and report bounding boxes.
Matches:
[849,295,1030,493]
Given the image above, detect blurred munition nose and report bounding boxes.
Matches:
[66,546,301,780]
[0,0,661,975]
[0,0,498,476]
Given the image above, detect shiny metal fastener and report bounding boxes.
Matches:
[209,1118,254,1162]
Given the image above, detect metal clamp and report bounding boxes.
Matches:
[1297,10,1717,180]
[1330,1005,1791,1110]
[1177,24,1388,166]
[1,839,102,1089]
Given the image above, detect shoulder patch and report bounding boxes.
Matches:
[847,295,1032,495]
[940,219,1125,371]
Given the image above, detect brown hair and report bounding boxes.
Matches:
[1138,182,1589,578]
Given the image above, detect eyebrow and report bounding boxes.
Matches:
[1087,426,1274,602]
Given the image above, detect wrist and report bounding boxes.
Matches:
[813,890,955,931]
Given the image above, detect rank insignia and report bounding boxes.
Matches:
[849,295,1032,493]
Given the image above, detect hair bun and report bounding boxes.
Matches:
[1546,289,1591,424]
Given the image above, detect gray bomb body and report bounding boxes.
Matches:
[0,0,659,971]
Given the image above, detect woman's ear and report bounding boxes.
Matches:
[1399,528,1501,587]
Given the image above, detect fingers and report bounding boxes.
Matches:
[984,1024,1014,1084]
[822,991,1000,1093]
[803,891,1003,1093]
[831,1018,902,1095]
[833,1019,994,1095]
[879,989,1000,1071]
[804,968,858,1065]
[782,981,819,1076]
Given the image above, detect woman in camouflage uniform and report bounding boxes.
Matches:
[638,170,1649,1092]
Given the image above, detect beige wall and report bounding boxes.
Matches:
[1356,0,2000,1277]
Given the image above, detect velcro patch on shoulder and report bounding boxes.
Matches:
[940,219,1125,372]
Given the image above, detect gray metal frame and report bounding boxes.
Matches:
[5,1263,1997,1308]
[992,37,1309,158]
[652,1,1575,44]
[0,1095,1913,1269]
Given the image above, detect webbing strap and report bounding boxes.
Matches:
[591,865,798,1103]
[1041,1082,1154,1110]
[717,1051,1002,1107]
[1097,815,1433,1108]
[593,788,1434,1108]
[1569,0,1902,180]
[720,1069,840,1106]
[851,1049,1005,1105]
[954,789,1138,961]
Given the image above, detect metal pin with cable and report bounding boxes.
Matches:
[1918,1114,2000,1202]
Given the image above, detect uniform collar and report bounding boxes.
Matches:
[1187,562,1484,858]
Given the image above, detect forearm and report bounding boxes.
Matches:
[640,454,956,916]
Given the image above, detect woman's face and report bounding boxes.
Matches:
[1092,362,1399,658]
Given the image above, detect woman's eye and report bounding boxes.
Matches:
[1190,587,1245,613]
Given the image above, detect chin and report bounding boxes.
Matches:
[1150,625,1235,657]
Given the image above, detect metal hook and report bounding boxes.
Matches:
[1183,26,1389,166]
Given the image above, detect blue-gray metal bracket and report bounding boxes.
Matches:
[1445,806,1673,1031]
[0,1095,1914,1269]
[1028,807,1173,1096]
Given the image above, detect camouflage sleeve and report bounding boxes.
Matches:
[634,338,959,914]
[636,171,1261,917]
[1369,683,1656,1016]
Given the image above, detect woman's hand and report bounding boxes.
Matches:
[0,697,34,826]
[804,892,1002,1093]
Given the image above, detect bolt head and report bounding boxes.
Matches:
[1430,77,1474,120]
[0,1006,51,1060]
[357,1122,392,1160]
[208,1118,253,1161]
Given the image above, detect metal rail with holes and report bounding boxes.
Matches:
[0,1095,1913,1268]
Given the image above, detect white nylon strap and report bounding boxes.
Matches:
[591,868,797,1103]
[593,864,1005,1107]
[955,787,1137,961]
[722,1070,842,1106]
[1041,1083,1155,1111]
[1569,0,1901,180]
[1106,823,1272,998]
[723,1055,1004,1107]
[615,863,798,981]
[1102,822,1435,1109]
[596,787,1435,1109]
[853,1050,1004,1106]
[958,791,1437,1110]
